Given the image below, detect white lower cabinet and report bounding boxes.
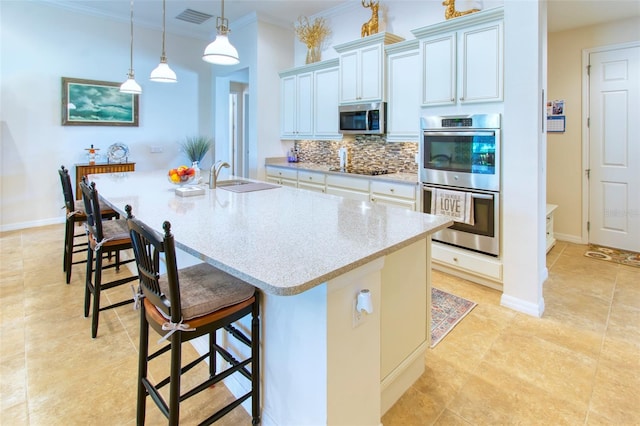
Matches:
[370,181,416,211]
[298,170,326,193]
[431,242,503,289]
[266,166,298,187]
[546,204,558,253]
[326,174,370,202]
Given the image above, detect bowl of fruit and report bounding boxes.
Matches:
[167,165,196,186]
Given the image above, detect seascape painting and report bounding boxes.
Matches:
[61,77,139,126]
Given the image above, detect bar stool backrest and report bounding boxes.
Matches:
[79,177,105,243]
[58,165,76,212]
[127,215,183,324]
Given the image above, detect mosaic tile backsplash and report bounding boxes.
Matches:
[295,136,418,173]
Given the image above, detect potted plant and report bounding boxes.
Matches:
[179,136,212,183]
[179,136,212,164]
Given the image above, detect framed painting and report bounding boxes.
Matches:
[61,77,139,126]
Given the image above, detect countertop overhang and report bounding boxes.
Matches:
[92,171,451,296]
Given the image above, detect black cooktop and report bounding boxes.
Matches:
[329,167,389,176]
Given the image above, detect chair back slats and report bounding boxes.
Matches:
[127,212,182,321]
[79,177,105,241]
[58,165,75,211]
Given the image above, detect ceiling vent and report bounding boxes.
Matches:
[175,9,213,25]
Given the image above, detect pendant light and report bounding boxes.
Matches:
[150,0,177,82]
[202,0,240,65]
[120,0,142,94]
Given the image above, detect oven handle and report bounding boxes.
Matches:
[422,186,493,200]
[423,131,496,137]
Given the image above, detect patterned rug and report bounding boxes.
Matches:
[584,244,640,267]
[431,287,477,348]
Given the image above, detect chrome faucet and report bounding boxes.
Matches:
[209,161,230,189]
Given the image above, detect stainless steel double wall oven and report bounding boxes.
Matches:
[420,113,501,256]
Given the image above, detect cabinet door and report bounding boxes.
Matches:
[314,66,341,139]
[421,34,456,106]
[296,72,314,137]
[281,75,297,138]
[459,21,503,104]
[359,44,383,102]
[387,48,421,141]
[339,50,359,103]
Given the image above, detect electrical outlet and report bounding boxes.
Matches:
[414,153,419,164]
[352,299,365,328]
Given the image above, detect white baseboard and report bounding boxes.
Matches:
[1,216,64,232]
[500,293,545,317]
[554,232,584,245]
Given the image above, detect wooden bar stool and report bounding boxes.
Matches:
[126,205,261,425]
[58,165,118,284]
[79,177,138,338]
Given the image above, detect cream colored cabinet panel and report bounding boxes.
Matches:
[335,33,404,104]
[280,72,313,139]
[266,166,298,187]
[371,180,417,211]
[314,66,341,139]
[338,45,383,103]
[432,242,502,281]
[326,174,370,201]
[460,21,503,104]
[298,170,326,193]
[413,7,504,107]
[546,204,558,253]
[386,40,421,142]
[421,34,456,106]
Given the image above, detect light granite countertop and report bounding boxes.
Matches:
[266,161,420,184]
[92,170,450,296]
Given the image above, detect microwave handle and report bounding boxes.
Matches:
[423,186,493,200]
[366,110,371,131]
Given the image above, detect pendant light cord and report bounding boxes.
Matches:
[128,0,134,74]
[161,0,166,59]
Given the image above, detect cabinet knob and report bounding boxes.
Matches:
[390,188,395,193]
[451,98,455,102]
[453,257,458,262]
[459,97,464,101]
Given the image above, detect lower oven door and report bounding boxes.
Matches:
[422,184,500,256]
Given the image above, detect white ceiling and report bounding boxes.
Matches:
[42,0,640,40]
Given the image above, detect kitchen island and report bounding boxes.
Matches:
[92,170,452,426]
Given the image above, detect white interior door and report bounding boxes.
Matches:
[588,44,640,251]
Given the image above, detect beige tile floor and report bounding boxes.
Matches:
[1,225,639,425]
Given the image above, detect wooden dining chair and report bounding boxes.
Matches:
[79,176,138,338]
[58,165,118,284]
[125,205,261,425]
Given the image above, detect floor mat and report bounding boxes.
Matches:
[431,287,477,348]
[584,244,640,267]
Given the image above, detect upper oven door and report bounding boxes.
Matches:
[421,129,500,191]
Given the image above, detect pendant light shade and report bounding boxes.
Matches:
[150,0,177,82]
[202,0,239,65]
[120,0,141,94]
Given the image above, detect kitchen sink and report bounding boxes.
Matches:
[216,179,251,187]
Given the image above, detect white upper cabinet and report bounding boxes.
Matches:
[334,33,404,104]
[279,59,341,140]
[313,65,340,139]
[412,7,504,107]
[385,40,421,142]
[280,71,313,139]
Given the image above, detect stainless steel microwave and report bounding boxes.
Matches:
[339,102,386,135]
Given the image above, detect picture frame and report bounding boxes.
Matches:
[61,77,139,126]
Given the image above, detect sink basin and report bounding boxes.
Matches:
[216,179,251,187]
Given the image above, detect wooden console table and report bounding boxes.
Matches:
[75,162,136,199]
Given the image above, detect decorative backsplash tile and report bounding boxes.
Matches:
[295,136,418,173]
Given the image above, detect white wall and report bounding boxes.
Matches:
[0,1,213,230]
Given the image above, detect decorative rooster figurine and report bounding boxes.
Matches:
[361,0,379,38]
[442,0,479,20]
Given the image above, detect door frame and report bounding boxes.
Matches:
[581,40,640,244]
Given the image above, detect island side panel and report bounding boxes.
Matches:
[380,237,430,414]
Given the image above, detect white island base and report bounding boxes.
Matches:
[215,238,430,425]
